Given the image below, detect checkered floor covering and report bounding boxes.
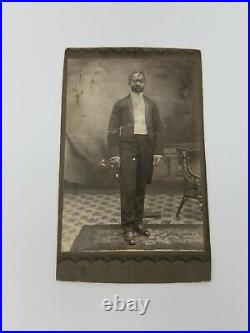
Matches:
[61,188,203,251]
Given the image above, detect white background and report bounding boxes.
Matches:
[3,3,248,331]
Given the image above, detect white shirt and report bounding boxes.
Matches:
[130,91,148,134]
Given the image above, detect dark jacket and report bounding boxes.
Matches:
[107,95,163,158]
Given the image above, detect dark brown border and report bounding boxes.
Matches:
[56,48,211,283]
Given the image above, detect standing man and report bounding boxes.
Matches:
[107,71,163,245]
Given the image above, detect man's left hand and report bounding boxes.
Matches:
[153,155,163,167]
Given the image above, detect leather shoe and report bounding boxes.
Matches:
[135,225,150,237]
[124,231,136,245]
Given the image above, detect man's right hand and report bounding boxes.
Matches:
[110,156,120,168]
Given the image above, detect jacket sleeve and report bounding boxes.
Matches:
[107,102,121,158]
[152,101,164,155]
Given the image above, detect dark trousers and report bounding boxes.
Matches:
[119,135,153,232]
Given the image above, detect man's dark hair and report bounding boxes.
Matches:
[128,71,146,82]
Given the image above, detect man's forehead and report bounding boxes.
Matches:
[131,73,144,80]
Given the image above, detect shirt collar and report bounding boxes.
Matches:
[130,90,144,99]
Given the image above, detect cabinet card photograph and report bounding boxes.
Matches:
[56,48,211,283]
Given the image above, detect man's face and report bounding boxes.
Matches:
[129,73,146,93]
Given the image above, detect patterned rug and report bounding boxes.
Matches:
[71,224,204,252]
[61,188,203,252]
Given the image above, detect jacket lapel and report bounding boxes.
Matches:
[127,95,134,123]
[144,96,151,128]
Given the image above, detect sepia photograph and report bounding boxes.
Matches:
[56,48,211,282]
[4,3,247,329]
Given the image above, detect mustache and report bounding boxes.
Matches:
[132,86,144,90]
